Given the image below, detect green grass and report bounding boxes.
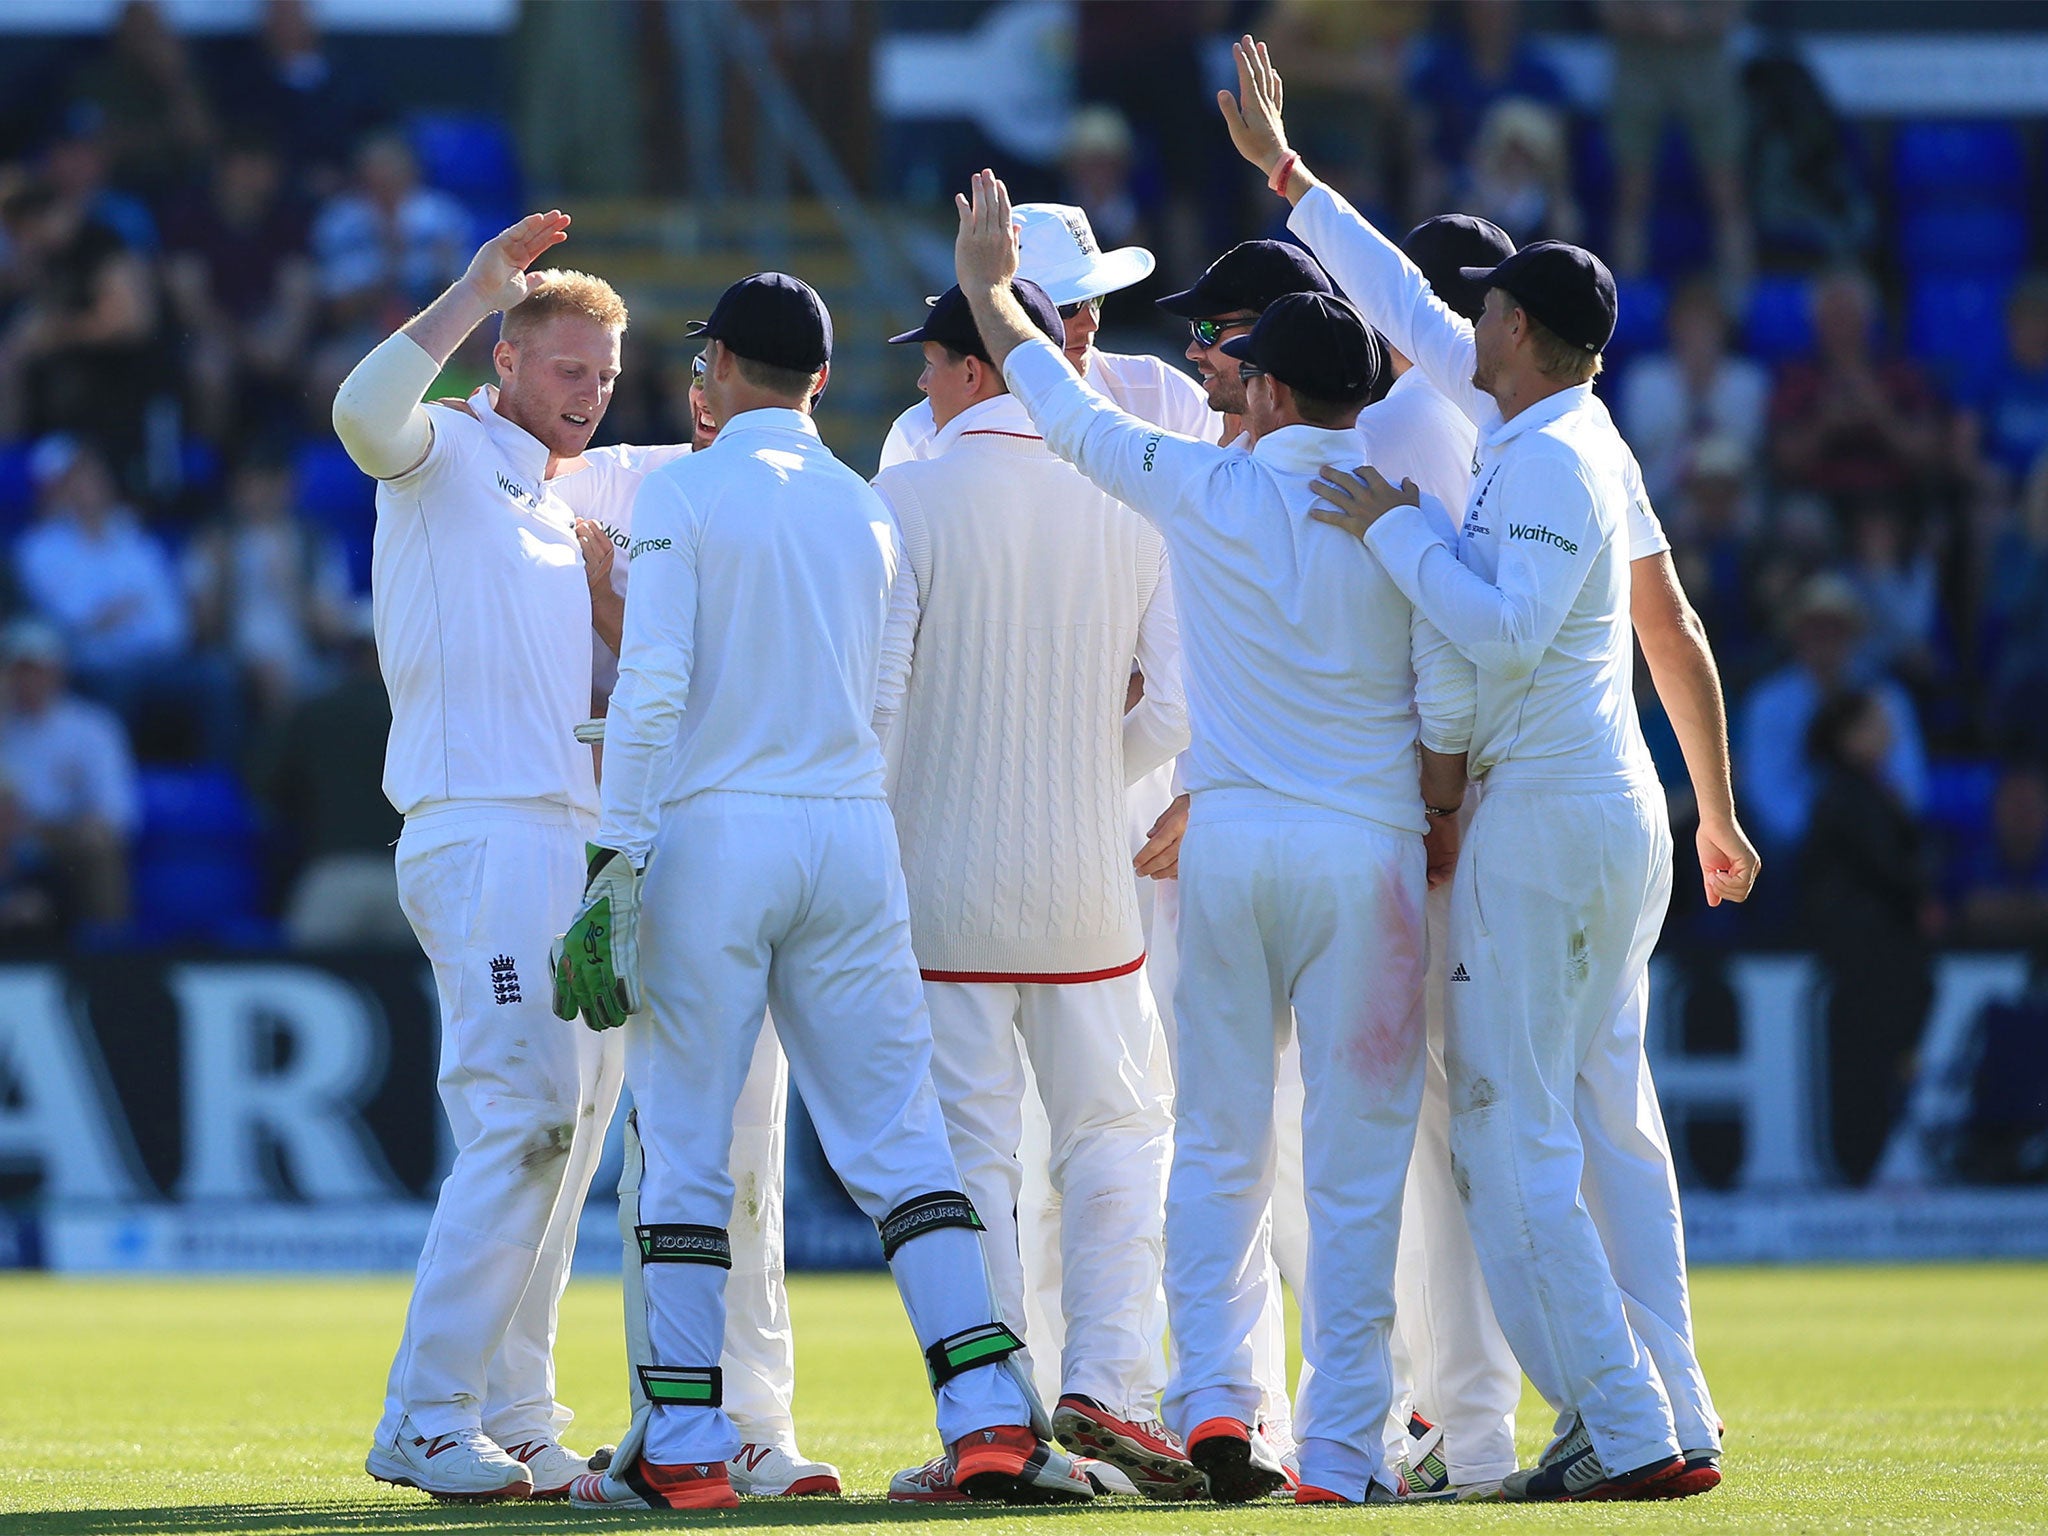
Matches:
[1,1265,2045,1533]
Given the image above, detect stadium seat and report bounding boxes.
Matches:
[1900,204,2028,279]
[0,441,35,536]
[1923,757,2001,841]
[1743,274,1815,364]
[1906,275,2010,385]
[408,111,523,241]
[1607,274,1669,361]
[131,766,263,945]
[1891,121,2027,201]
[293,439,376,592]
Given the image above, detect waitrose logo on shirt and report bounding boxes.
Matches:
[1508,522,1578,554]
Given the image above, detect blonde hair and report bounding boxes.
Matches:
[500,269,628,346]
[1524,310,1602,385]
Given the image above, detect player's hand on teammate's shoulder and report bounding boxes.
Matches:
[463,210,572,315]
[1309,464,1419,542]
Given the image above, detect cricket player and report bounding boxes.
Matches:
[333,212,622,1502]
[880,201,1217,469]
[955,170,1476,1505]
[1219,35,1727,1501]
[552,272,1092,1511]
[870,280,1194,1500]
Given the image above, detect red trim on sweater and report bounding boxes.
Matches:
[920,953,1146,985]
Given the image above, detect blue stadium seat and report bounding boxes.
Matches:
[1743,275,1814,364]
[139,765,255,840]
[132,766,263,945]
[0,441,34,536]
[293,439,376,591]
[1906,275,2009,386]
[1892,121,2027,201]
[408,111,523,240]
[1608,274,1669,360]
[1923,757,2000,841]
[1900,204,2028,278]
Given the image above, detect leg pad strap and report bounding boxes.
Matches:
[636,1223,732,1268]
[877,1190,984,1262]
[924,1322,1025,1390]
[637,1365,722,1407]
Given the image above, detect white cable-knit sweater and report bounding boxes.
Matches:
[871,392,1187,981]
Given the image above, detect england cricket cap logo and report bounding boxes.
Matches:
[1010,202,1155,308]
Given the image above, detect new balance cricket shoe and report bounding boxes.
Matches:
[950,1424,1096,1504]
[567,1459,739,1510]
[1295,1480,1405,1504]
[1400,1411,1452,1498]
[887,1453,964,1503]
[1186,1417,1290,1504]
[727,1442,842,1497]
[1496,1418,1684,1502]
[1052,1393,1205,1501]
[366,1419,533,1501]
[499,1439,609,1499]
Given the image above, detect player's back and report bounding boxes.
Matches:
[622,409,897,807]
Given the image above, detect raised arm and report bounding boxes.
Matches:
[331,210,569,479]
[1217,35,1488,425]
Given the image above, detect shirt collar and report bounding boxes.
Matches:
[930,392,1038,453]
[470,385,553,488]
[1482,382,1593,453]
[712,407,821,443]
[1249,421,1363,476]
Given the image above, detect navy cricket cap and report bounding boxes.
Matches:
[1459,240,1618,355]
[887,279,1063,365]
[687,272,832,372]
[1220,291,1386,405]
[1402,214,1516,323]
[1156,240,1332,318]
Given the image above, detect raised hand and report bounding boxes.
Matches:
[1218,35,1290,177]
[463,210,572,314]
[954,169,1020,292]
[1309,463,1420,541]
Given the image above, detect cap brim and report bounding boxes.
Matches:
[886,325,929,347]
[683,319,711,337]
[1218,334,1256,360]
[1457,264,1506,285]
[1030,246,1155,307]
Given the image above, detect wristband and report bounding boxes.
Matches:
[1424,803,1461,819]
[1268,150,1299,197]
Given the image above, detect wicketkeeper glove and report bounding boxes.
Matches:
[550,844,644,1032]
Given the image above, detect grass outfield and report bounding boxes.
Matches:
[1,1266,2045,1534]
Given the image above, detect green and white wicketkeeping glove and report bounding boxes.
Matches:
[551,844,644,1032]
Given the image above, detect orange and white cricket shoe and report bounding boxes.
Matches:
[499,1439,608,1499]
[567,1458,739,1510]
[366,1418,533,1502]
[1185,1416,1290,1504]
[1051,1393,1205,1500]
[727,1442,841,1496]
[888,1452,964,1503]
[950,1424,1096,1504]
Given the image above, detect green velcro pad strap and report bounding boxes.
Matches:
[877,1190,985,1262]
[636,1224,732,1267]
[923,1322,1023,1390]
[638,1365,722,1407]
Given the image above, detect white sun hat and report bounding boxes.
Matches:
[1012,202,1155,307]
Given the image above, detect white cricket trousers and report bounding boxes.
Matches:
[1444,782,1681,1475]
[1164,799,1426,1501]
[378,801,623,1444]
[925,972,1171,1419]
[628,792,1030,1464]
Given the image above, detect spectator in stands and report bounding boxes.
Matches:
[1842,495,1940,693]
[1962,272,2048,489]
[42,106,158,254]
[1986,451,2048,760]
[184,449,352,721]
[1771,267,1943,508]
[1261,0,1428,223]
[213,0,378,200]
[1665,436,1763,679]
[1599,0,1752,297]
[0,772,67,953]
[1621,274,1772,506]
[1407,0,1568,217]
[14,437,238,763]
[1059,106,1149,265]
[1739,573,1928,854]
[63,0,215,199]
[163,130,316,444]
[1801,687,1936,1186]
[0,177,164,481]
[0,618,137,926]
[310,132,469,365]
[1946,762,2048,949]
[1465,96,1580,246]
[253,611,407,950]
[1743,41,1874,266]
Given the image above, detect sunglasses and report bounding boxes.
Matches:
[1057,297,1101,320]
[690,351,707,381]
[1236,363,1268,382]
[1191,317,1257,348]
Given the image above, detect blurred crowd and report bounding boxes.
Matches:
[0,0,2044,1027]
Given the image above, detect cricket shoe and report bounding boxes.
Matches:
[1052,1393,1205,1501]
[1399,1411,1453,1498]
[1295,1479,1405,1504]
[887,1452,964,1503]
[366,1419,533,1502]
[499,1439,610,1499]
[1659,1445,1723,1499]
[1078,1458,1140,1497]
[950,1424,1096,1504]
[1186,1416,1290,1504]
[1496,1417,1683,1502]
[567,1459,739,1510]
[727,1442,841,1497]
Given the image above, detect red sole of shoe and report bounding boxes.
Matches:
[1052,1411,1206,1500]
[1641,1466,1722,1500]
[776,1475,842,1497]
